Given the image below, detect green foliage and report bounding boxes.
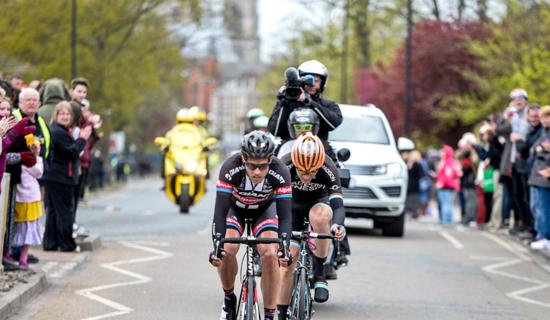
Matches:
[441,2,550,125]
[0,0,202,153]
[257,0,406,110]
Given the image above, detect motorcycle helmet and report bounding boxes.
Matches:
[189,105,207,122]
[287,108,320,139]
[246,108,265,121]
[253,115,269,130]
[298,60,329,93]
[291,132,325,174]
[241,130,276,160]
[176,108,194,123]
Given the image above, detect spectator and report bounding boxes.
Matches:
[405,150,425,218]
[42,102,91,252]
[474,114,504,230]
[508,88,532,236]
[69,77,89,128]
[528,105,550,251]
[495,105,515,228]
[12,141,43,269]
[436,145,462,224]
[458,133,478,226]
[89,149,105,191]
[9,73,23,108]
[37,78,71,125]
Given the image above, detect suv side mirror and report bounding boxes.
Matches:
[337,148,351,162]
[397,137,415,152]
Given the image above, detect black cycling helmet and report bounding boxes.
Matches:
[241,130,276,160]
[288,108,320,139]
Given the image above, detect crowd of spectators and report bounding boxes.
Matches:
[405,88,550,253]
[0,73,103,270]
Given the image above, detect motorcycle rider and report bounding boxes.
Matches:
[159,108,202,190]
[244,107,265,135]
[277,133,346,319]
[268,59,342,160]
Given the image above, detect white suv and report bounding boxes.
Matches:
[330,104,414,237]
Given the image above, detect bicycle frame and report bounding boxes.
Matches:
[288,226,336,320]
[218,219,283,320]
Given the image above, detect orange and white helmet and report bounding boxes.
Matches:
[291,132,326,174]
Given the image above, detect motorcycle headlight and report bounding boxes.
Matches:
[185,160,198,173]
[386,162,402,177]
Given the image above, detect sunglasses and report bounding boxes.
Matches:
[293,124,313,131]
[297,168,318,176]
[244,162,270,171]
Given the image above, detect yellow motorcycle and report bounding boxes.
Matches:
[155,123,217,213]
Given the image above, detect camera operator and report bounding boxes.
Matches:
[268,60,342,160]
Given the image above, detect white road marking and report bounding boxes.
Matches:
[143,210,156,216]
[481,233,531,261]
[469,255,511,261]
[41,261,59,273]
[76,241,173,320]
[483,258,550,308]
[439,231,464,249]
[50,262,78,278]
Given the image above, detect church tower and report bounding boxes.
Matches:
[223,0,260,64]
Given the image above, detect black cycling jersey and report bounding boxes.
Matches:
[213,153,292,241]
[280,153,345,226]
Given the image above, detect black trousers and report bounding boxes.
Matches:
[74,168,89,216]
[511,166,532,229]
[43,181,76,252]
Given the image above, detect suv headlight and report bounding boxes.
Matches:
[386,162,402,177]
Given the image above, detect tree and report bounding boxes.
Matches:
[441,1,550,126]
[354,20,488,144]
[0,0,202,154]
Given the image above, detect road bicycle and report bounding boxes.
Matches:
[288,225,337,320]
[214,218,288,320]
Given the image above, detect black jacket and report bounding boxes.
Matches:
[43,123,85,185]
[268,93,343,142]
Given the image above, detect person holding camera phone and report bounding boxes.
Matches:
[268,60,342,161]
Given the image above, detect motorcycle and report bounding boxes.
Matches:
[155,124,217,213]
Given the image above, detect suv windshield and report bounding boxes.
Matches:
[330,114,390,144]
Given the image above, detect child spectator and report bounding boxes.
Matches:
[12,140,43,269]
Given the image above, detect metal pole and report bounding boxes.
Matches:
[404,0,413,136]
[340,0,350,103]
[71,0,77,79]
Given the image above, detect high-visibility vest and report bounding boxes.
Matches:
[13,109,51,159]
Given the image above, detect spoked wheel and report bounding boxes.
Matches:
[290,269,311,320]
[238,278,258,320]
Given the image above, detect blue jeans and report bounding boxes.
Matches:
[530,187,544,239]
[438,189,455,224]
[535,186,550,240]
[501,177,513,222]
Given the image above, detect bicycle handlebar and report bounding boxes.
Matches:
[291,230,336,240]
[221,237,283,245]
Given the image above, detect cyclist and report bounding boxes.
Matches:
[209,130,292,320]
[244,107,265,134]
[277,133,346,319]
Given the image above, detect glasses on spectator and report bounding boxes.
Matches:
[244,162,270,171]
[293,124,313,131]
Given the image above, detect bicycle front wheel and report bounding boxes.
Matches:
[291,269,311,320]
[246,276,257,320]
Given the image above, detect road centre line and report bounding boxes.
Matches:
[439,230,464,249]
[75,241,173,320]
